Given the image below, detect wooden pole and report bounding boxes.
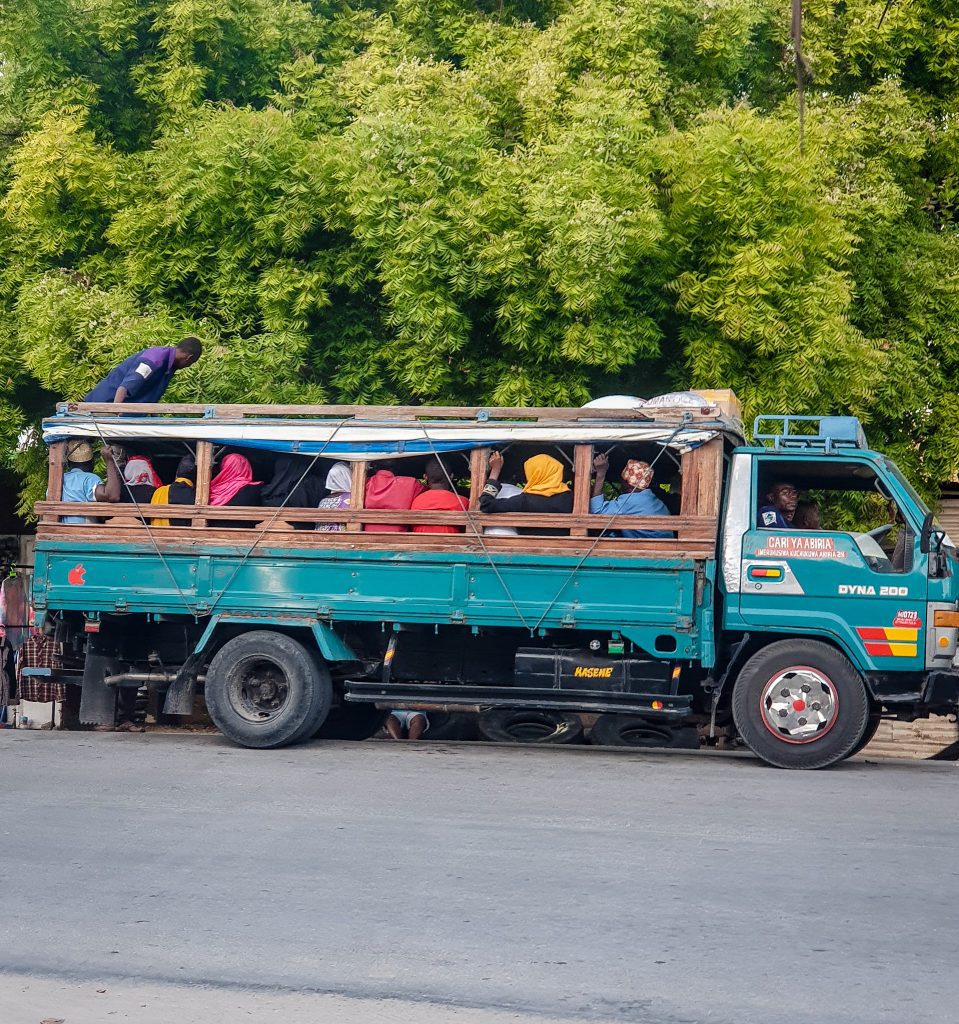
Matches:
[348,462,367,532]
[469,448,488,511]
[194,442,212,527]
[45,442,66,523]
[570,444,593,537]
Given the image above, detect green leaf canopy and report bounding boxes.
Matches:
[0,0,957,510]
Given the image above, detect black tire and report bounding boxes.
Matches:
[422,711,477,741]
[670,725,701,750]
[731,640,869,769]
[589,714,676,748]
[205,631,332,749]
[314,703,387,741]
[844,713,883,759]
[478,708,583,744]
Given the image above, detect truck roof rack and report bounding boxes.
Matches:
[752,415,868,453]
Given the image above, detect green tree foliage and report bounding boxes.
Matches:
[0,0,957,513]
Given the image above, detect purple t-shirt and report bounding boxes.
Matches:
[83,347,177,403]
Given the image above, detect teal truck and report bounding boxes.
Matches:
[30,395,959,768]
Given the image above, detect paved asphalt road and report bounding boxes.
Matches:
[1,733,957,1024]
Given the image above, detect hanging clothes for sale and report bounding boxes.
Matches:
[0,628,13,711]
[17,631,63,704]
[0,573,29,651]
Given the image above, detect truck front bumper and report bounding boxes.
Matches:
[922,672,959,708]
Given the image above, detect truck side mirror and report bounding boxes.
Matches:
[920,512,934,553]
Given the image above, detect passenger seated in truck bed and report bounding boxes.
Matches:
[364,461,425,533]
[209,453,262,528]
[589,455,672,537]
[479,452,573,535]
[120,456,162,504]
[151,456,196,527]
[261,455,325,510]
[60,440,122,524]
[316,462,353,532]
[411,458,468,534]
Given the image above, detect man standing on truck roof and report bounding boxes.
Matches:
[757,481,799,529]
[82,337,203,405]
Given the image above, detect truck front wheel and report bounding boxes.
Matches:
[205,631,332,749]
[731,640,868,769]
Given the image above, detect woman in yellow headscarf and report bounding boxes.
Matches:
[478,451,573,535]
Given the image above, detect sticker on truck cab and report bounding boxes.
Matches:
[755,535,847,560]
[856,625,920,658]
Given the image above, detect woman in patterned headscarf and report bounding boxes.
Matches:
[316,462,353,532]
[590,455,672,538]
[120,456,162,504]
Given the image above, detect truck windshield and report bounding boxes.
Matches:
[881,457,931,519]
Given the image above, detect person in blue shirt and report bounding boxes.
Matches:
[59,440,122,524]
[589,455,672,538]
[83,337,203,404]
[757,481,799,529]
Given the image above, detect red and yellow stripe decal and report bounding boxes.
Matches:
[856,626,919,658]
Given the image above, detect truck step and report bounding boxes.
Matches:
[344,682,691,718]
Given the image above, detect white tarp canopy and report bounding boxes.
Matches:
[42,413,737,460]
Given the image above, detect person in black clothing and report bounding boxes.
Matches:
[261,456,326,529]
[479,452,573,535]
[150,456,197,527]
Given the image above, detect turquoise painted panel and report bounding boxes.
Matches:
[34,541,713,660]
[190,614,358,662]
[464,560,693,626]
[737,528,929,673]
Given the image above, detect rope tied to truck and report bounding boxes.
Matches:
[81,413,351,620]
[419,413,692,637]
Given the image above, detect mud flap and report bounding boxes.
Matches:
[162,654,201,716]
[79,652,121,726]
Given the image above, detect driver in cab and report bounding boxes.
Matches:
[758,482,798,529]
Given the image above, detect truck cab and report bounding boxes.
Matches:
[715,415,959,767]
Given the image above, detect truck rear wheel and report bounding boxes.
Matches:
[205,631,332,749]
[731,640,868,769]
[478,708,583,744]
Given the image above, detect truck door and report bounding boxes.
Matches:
[734,453,928,672]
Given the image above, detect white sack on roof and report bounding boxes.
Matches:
[581,395,647,409]
[644,392,708,408]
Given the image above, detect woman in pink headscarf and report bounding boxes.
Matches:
[209,453,263,528]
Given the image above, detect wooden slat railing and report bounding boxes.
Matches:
[34,502,718,558]
[35,501,714,534]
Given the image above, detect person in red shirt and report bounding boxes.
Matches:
[364,461,425,532]
[411,458,469,534]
